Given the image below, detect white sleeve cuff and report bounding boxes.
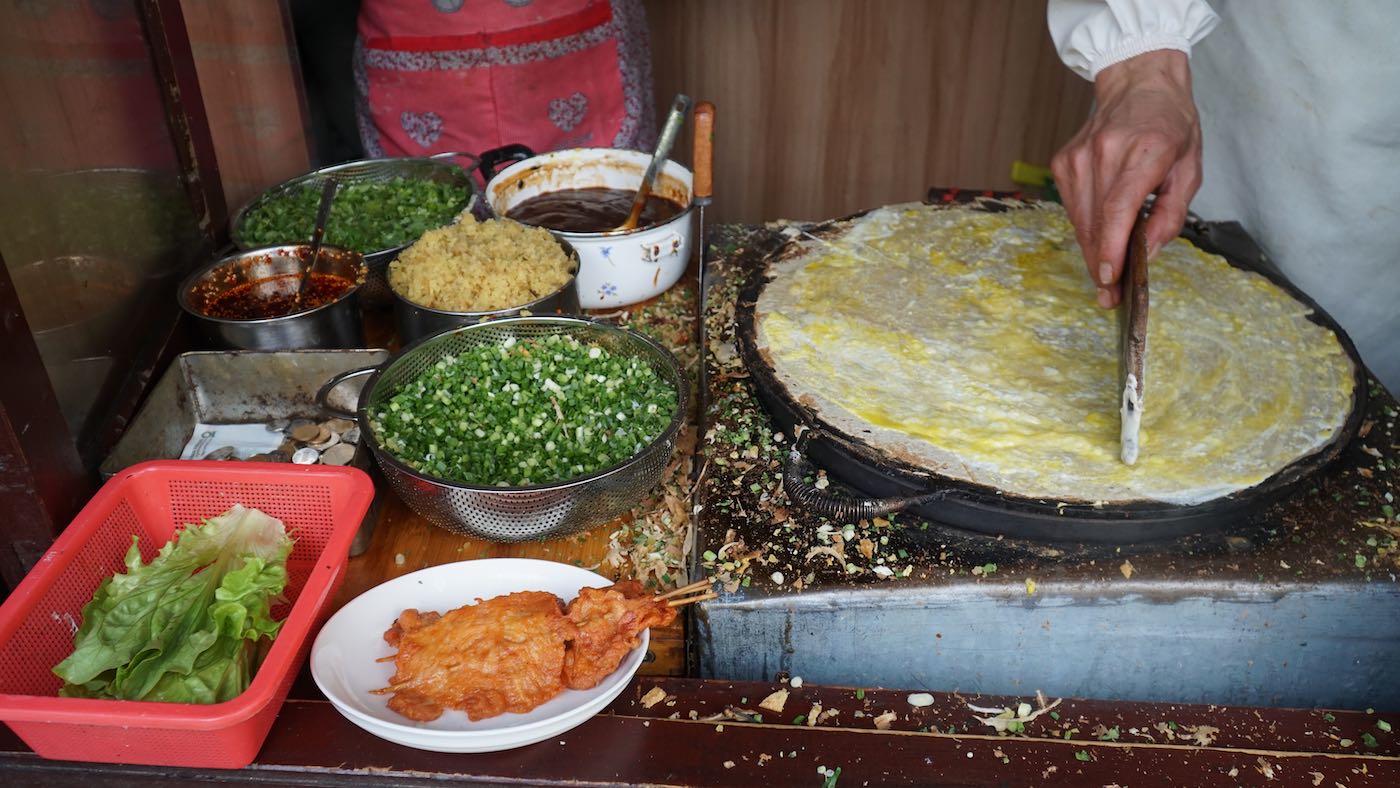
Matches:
[1089,33,1195,79]
[1048,0,1220,81]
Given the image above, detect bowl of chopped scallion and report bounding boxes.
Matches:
[230,153,478,307]
[320,316,685,541]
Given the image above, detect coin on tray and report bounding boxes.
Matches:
[309,431,341,451]
[320,443,356,466]
[291,447,320,465]
[291,423,322,443]
[324,418,355,435]
[203,446,237,461]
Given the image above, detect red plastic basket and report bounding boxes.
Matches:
[0,460,374,768]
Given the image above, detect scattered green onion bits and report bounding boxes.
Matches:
[369,334,675,486]
[240,178,467,252]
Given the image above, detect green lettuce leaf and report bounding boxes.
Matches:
[53,505,293,704]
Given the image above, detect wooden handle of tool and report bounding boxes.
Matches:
[693,101,715,200]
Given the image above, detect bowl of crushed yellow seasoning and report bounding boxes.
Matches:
[387,216,580,344]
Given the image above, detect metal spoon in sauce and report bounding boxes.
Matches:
[296,179,339,308]
[616,94,692,232]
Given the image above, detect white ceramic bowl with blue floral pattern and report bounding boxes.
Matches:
[484,147,694,308]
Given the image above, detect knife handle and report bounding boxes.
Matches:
[693,100,715,200]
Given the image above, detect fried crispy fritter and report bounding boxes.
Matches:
[372,591,576,721]
[562,581,677,690]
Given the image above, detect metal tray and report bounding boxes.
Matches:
[101,349,390,555]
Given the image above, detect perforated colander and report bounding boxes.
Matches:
[229,153,478,307]
[324,317,686,542]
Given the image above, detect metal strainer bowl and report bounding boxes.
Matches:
[229,153,478,308]
[324,316,686,542]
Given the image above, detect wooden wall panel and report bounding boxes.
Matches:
[644,0,1094,224]
[182,0,312,213]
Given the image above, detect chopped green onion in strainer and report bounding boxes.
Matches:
[368,333,675,486]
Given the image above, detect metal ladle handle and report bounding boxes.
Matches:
[296,179,339,307]
[618,94,692,231]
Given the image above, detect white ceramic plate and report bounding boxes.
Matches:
[310,558,647,753]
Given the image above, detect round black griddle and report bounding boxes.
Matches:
[734,193,1369,544]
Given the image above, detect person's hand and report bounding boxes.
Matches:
[1051,49,1201,308]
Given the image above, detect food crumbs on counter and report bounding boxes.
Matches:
[1120,560,1135,579]
[1187,724,1220,746]
[873,711,898,730]
[394,553,405,566]
[1025,578,1037,595]
[595,282,697,590]
[907,693,934,708]
[723,760,735,769]
[790,676,804,688]
[640,686,668,708]
[758,688,789,713]
[1254,756,1276,779]
[807,703,822,727]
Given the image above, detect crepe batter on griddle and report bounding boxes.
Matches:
[754,202,1354,505]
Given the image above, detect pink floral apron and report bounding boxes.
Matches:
[354,0,655,158]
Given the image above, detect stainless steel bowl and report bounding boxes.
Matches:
[228,153,478,308]
[178,245,366,350]
[10,255,138,360]
[389,235,583,344]
[317,316,686,541]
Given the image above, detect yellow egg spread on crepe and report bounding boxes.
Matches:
[754,203,1354,505]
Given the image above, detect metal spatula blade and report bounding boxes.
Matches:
[1119,213,1150,465]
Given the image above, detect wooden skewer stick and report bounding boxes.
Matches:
[667,591,718,607]
[654,579,713,601]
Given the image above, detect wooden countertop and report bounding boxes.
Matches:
[3,678,1396,785]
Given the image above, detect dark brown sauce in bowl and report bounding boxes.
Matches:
[506,187,685,233]
[203,272,355,320]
